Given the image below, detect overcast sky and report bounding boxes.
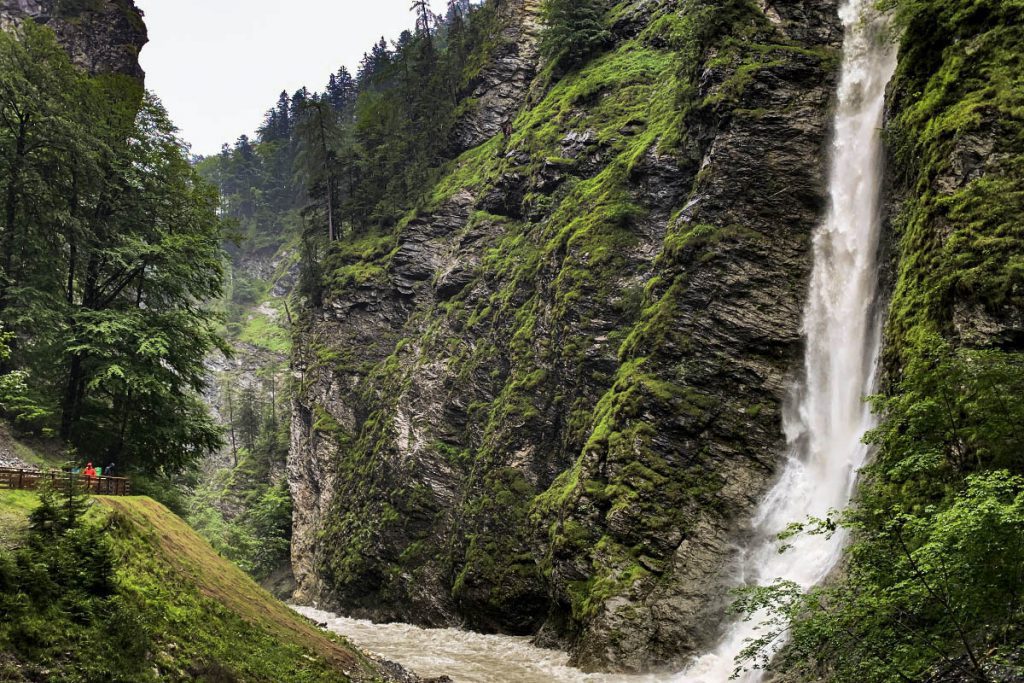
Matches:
[135,0,446,157]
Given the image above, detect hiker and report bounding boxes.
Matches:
[501,118,513,139]
[82,462,96,478]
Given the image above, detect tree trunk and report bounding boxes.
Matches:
[226,387,238,468]
[1,115,28,320]
[60,351,85,442]
[315,104,337,241]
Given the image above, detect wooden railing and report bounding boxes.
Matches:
[0,468,131,496]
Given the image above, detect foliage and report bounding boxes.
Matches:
[731,345,1024,680]
[0,24,227,474]
[0,491,370,682]
[200,0,507,306]
[189,475,293,581]
[539,0,612,72]
[734,470,1024,682]
[187,368,292,581]
[727,0,1024,678]
[0,324,50,430]
[0,369,49,430]
[865,339,1024,484]
[29,475,92,535]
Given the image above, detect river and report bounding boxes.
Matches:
[294,605,664,683]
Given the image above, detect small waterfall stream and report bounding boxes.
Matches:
[294,1,897,681]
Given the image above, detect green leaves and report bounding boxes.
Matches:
[735,342,1024,681]
[0,25,227,474]
[865,336,1024,489]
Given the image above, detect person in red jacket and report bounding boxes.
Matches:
[82,462,96,478]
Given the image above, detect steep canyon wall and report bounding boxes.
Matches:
[290,0,845,672]
[0,0,146,80]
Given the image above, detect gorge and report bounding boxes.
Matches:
[295,2,900,678]
[0,0,1022,680]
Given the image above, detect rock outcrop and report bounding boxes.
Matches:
[879,1,1024,364]
[0,0,146,80]
[450,0,542,152]
[290,0,842,672]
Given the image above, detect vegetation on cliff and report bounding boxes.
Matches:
[285,0,843,670]
[192,0,523,591]
[7,0,1021,678]
[274,0,1024,675]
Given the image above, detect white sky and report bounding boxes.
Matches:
[136,0,446,157]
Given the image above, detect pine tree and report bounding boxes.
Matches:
[539,0,610,71]
[29,474,89,535]
[293,98,341,242]
[411,0,434,40]
[236,386,260,454]
[325,67,357,116]
[358,38,392,89]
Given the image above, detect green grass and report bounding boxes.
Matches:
[0,490,37,550]
[238,309,292,354]
[0,491,388,682]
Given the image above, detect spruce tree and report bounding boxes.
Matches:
[539,0,610,71]
[293,98,341,242]
[325,67,357,116]
[358,38,392,88]
[411,0,434,39]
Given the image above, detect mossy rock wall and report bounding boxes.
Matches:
[289,0,843,672]
[0,0,147,81]
[881,0,1024,361]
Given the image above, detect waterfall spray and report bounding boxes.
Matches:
[676,1,898,680]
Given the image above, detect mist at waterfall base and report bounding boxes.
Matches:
[293,1,897,681]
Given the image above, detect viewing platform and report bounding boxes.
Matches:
[0,467,132,496]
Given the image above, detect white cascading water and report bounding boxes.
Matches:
[678,1,897,681]
[294,3,898,682]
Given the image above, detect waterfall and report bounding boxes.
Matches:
[676,1,898,680]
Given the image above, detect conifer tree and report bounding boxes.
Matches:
[358,38,392,88]
[293,98,340,242]
[539,0,610,71]
[325,67,357,116]
[411,0,434,41]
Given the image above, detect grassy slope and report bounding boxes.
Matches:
[0,490,35,550]
[0,491,389,683]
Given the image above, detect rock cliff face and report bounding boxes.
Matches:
[879,0,1024,364]
[0,0,146,79]
[450,0,542,151]
[290,0,842,672]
